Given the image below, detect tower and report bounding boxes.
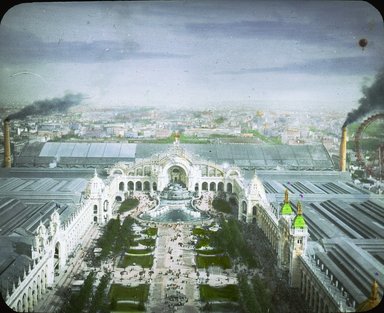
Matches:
[87,169,106,224]
[289,201,308,287]
[277,189,295,269]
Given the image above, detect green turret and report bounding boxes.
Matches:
[292,201,306,229]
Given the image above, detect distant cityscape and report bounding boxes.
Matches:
[1,105,382,194]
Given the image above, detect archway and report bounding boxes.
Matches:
[153,182,157,191]
[218,182,224,191]
[136,181,142,191]
[103,200,109,212]
[241,201,247,214]
[229,196,238,209]
[119,182,125,191]
[54,242,60,276]
[202,182,208,191]
[115,196,122,202]
[128,181,134,191]
[143,181,150,191]
[22,293,27,312]
[209,182,216,191]
[168,165,187,186]
[227,183,233,193]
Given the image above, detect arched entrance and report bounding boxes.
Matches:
[227,183,233,193]
[168,165,187,187]
[54,242,60,276]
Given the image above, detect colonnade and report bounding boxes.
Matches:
[300,266,337,313]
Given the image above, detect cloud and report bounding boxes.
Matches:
[215,56,382,76]
[184,20,342,46]
[0,26,189,64]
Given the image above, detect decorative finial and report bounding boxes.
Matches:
[284,189,289,203]
[297,201,302,215]
[370,280,379,300]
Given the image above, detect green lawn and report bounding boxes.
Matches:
[195,237,212,249]
[137,238,156,247]
[192,227,213,237]
[112,302,144,313]
[118,198,139,213]
[196,249,224,255]
[127,248,153,255]
[196,254,232,269]
[199,284,239,302]
[109,284,149,301]
[118,255,153,268]
[142,227,158,237]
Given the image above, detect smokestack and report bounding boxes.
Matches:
[3,118,11,168]
[339,126,347,172]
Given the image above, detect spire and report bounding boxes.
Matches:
[370,280,379,301]
[94,168,98,178]
[281,189,293,215]
[297,201,303,215]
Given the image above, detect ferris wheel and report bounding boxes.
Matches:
[354,113,384,179]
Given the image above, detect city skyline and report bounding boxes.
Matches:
[0,1,383,112]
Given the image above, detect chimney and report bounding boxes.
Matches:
[3,118,11,168]
[339,126,347,172]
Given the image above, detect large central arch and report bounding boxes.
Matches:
[168,165,187,187]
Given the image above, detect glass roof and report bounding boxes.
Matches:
[33,142,334,170]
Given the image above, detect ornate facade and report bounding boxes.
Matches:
[2,141,382,312]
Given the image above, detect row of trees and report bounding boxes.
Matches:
[238,273,274,313]
[97,216,135,259]
[88,273,111,313]
[213,217,259,267]
[61,271,112,313]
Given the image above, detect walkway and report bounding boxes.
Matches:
[148,223,200,313]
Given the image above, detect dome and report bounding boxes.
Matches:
[292,202,306,229]
[281,189,293,215]
[356,280,381,312]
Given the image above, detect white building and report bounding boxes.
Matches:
[1,138,383,312]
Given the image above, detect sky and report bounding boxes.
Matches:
[0,0,383,112]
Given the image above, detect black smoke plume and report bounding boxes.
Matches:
[7,93,85,120]
[343,67,384,127]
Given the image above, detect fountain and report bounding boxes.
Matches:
[139,183,210,223]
